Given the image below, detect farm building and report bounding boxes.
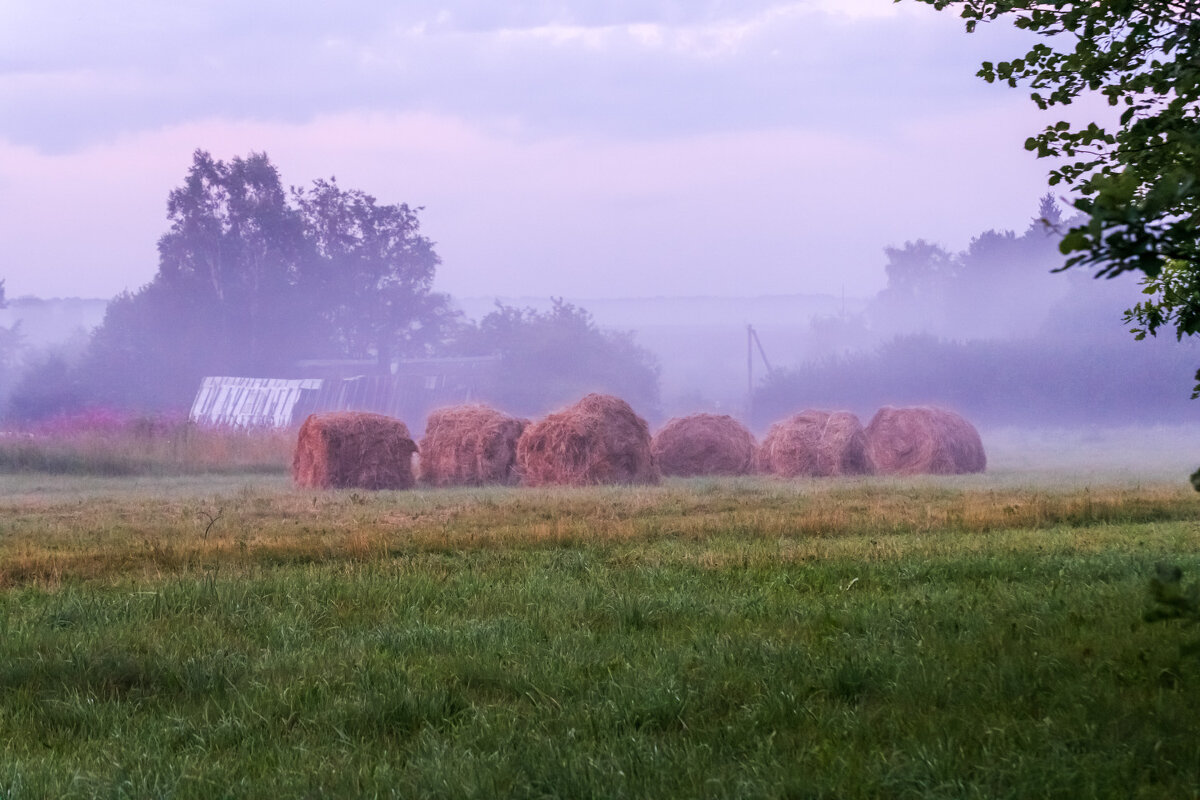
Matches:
[189,357,499,428]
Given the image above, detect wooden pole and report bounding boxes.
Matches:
[747,324,754,411]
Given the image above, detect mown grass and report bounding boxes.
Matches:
[0,471,1199,798]
[0,476,1194,586]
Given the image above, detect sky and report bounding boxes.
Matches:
[0,0,1064,301]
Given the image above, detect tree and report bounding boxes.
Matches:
[294,178,452,371]
[944,194,1074,336]
[65,150,450,414]
[915,4,1199,327]
[156,149,317,371]
[869,239,958,334]
[914,1,1197,273]
[869,197,1070,338]
[882,239,958,300]
[0,280,20,368]
[1125,259,1200,397]
[455,299,661,419]
[0,280,23,403]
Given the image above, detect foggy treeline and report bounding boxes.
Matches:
[0,151,661,424]
[0,157,1195,430]
[750,196,1198,428]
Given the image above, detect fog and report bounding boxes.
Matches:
[1,1,1195,444]
[3,228,1194,437]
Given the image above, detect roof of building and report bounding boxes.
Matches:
[189,357,500,428]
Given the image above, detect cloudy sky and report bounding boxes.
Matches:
[0,0,1060,301]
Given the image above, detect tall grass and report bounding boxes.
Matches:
[0,410,292,476]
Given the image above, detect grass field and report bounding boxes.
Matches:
[1,425,1199,798]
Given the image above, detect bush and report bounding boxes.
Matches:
[752,334,1199,429]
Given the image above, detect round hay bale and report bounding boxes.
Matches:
[292,411,417,490]
[757,409,873,477]
[864,406,986,475]
[418,404,528,487]
[516,393,659,487]
[651,413,757,477]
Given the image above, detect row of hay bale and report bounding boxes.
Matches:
[755,407,985,477]
[291,394,985,490]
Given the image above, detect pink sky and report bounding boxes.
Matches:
[0,1,1062,301]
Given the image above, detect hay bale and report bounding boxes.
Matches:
[516,393,659,486]
[651,413,757,477]
[418,404,527,487]
[292,412,417,490]
[757,410,873,477]
[864,406,986,475]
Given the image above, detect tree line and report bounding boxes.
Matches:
[2,150,661,423]
[753,193,1198,427]
[760,0,1200,429]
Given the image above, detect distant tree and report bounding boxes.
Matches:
[295,178,453,371]
[913,0,1200,381]
[456,299,661,419]
[882,239,958,300]
[1032,191,1062,230]
[80,284,221,411]
[0,280,20,371]
[156,149,318,370]
[69,151,450,413]
[69,151,324,411]
[869,196,1076,339]
[944,195,1072,337]
[869,239,958,334]
[7,352,84,422]
[0,280,23,409]
[752,331,1197,429]
[805,311,874,359]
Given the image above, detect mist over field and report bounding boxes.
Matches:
[4,5,1200,797]
[0,1,1194,452]
[1,233,1194,440]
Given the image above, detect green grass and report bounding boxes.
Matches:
[1,461,1200,797]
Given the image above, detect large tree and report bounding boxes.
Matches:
[155,149,320,371]
[454,299,661,419]
[912,2,1199,351]
[869,239,958,334]
[55,151,448,415]
[294,178,452,371]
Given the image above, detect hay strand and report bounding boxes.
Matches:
[516,393,659,486]
[757,409,873,477]
[292,412,418,490]
[864,405,986,475]
[418,404,527,487]
[652,413,757,477]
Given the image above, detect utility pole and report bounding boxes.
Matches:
[746,325,773,417]
[747,324,754,402]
